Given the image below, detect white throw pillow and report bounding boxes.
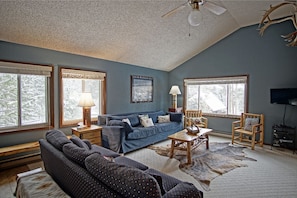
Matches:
[140,117,154,127]
[122,118,131,126]
[158,115,170,123]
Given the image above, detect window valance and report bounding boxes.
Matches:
[61,68,106,80]
[0,61,52,77]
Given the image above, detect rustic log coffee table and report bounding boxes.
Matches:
[168,128,213,164]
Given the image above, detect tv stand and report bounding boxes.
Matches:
[271,124,296,153]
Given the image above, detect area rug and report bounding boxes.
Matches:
[148,142,256,191]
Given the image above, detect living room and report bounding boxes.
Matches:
[1,1,297,197]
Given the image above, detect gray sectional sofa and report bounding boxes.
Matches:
[98,110,183,153]
[39,129,203,198]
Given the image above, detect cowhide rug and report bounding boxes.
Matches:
[148,142,256,191]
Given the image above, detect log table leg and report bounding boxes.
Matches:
[170,140,175,158]
[187,141,192,164]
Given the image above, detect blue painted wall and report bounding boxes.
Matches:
[0,41,169,146]
[169,21,297,144]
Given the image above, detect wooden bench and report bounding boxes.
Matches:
[0,142,40,157]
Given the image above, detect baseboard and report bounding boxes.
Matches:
[0,153,41,170]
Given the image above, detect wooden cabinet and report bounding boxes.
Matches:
[72,125,102,146]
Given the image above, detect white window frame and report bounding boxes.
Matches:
[184,75,248,118]
[0,61,53,133]
[60,68,106,127]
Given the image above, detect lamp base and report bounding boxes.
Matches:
[82,107,92,127]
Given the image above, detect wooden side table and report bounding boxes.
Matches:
[72,125,102,146]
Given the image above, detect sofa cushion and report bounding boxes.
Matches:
[110,114,140,127]
[114,156,148,170]
[127,127,158,140]
[145,168,181,193]
[148,110,165,123]
[85,153,162,198]
[46,130,71,151]
[70,136,90,150]
[108,120,133,134]
[62,143,99,167]
[169,112,183,122]
[91,145,121,158]
[162,182,203,198]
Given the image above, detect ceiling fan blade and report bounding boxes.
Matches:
[204,1,227,15]
[162,2,188,18]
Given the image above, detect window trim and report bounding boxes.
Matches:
[0,60,54,134]
[59,67,106,128]
[184,75,249,118]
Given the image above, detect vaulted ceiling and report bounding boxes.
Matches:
[0,0,294,71]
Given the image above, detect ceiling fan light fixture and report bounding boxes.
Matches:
[188,9,202,26]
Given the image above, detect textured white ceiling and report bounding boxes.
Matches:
[0,0,293,71]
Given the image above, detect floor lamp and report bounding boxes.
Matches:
[78,92,95,127]
[169,85,181,109]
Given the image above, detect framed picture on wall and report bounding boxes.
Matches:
[131,75,153,103]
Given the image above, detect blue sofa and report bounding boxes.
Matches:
[40,130,203,198]
[98,110,183,153]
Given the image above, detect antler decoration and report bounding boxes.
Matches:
[258,1,297,46]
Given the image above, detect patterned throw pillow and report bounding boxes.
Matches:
[140,117,154,127]
[158,115,170,123]
[244,118,259,131]
[85,153,162,198]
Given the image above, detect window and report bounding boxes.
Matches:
[184,75,248,117]
[60,68,106,126]
[0,61,53,132]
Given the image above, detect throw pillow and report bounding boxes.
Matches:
[45,130,71,151]
[244,118,259,131]
[122,118,131,126]
[70,136,90,150]
[148,111,165,123]
[140,117,154,127]
[191,117,202,125]
[85,153,162,198]
[62,143,99,167]
[158,115,170,123]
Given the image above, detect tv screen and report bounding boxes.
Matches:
[270,88,297,106]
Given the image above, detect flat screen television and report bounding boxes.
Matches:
[270,88,297,106]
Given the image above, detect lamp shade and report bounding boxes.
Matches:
[169,85,181,95]
[78,92,95,107]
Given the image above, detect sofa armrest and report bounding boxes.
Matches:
[163,182,203,198]
[168,112,183,122]
[102,126,125,153]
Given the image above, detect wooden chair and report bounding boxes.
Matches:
[184,110,208,128]
[232,113,264,150]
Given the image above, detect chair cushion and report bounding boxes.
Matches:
[244,118,259,131]
[85,153,162,198]
[46,130,71,151]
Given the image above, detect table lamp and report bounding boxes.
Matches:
[169,85,181,109]
[78,92,95,127]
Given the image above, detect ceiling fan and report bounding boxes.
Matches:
[162,0,227,26]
